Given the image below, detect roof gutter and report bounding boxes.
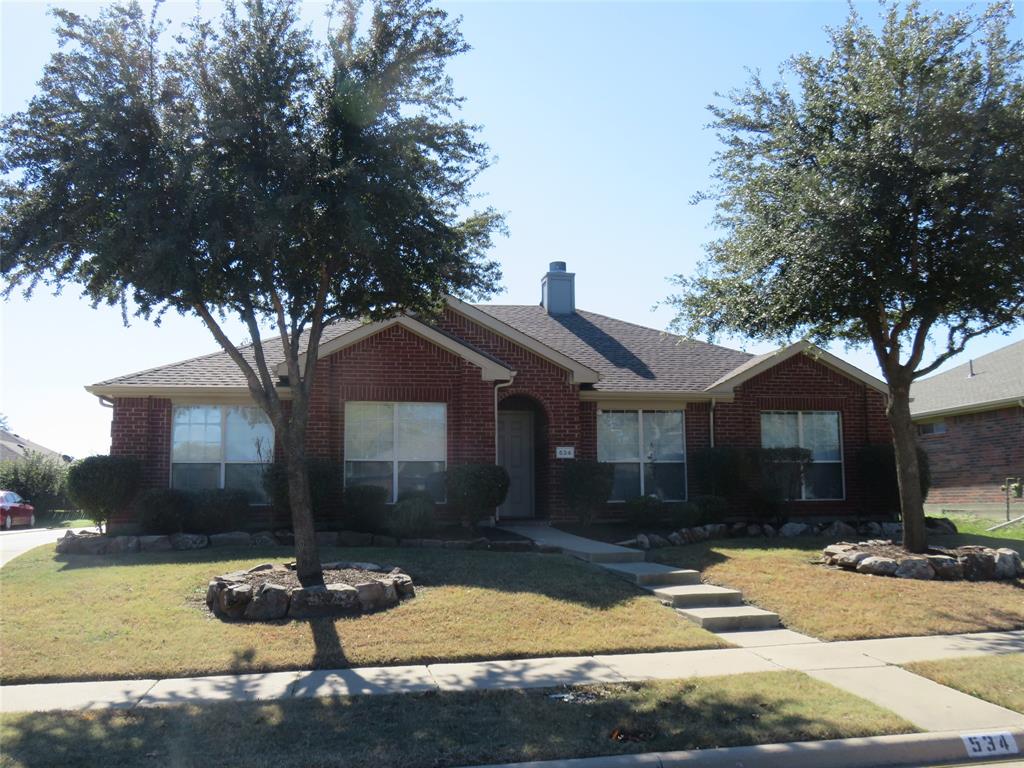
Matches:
[910,395,1024,421]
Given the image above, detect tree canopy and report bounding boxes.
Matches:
[668,1,1023,551]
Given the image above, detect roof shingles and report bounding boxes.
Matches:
[910,339,1024,417]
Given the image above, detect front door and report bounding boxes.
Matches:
[497,411,535,519]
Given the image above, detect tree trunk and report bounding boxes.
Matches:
[282,429,323,587]
[886,379,927,553]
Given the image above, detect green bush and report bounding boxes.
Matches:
[689,447,748,497]
[0,451,69,517]
[624,494,664,529]
[445,464,510,526]
[186,489,249,533]
[262,460,343,518]
[690,494,730,523]
[858,443,931,513]
[385,491,437,538]
[343,484,389,532]
[137,488,191,535]
[562,460,614,524]
[666,501,705,529]
[66,455,142,531]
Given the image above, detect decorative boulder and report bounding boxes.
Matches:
[273,530,295,545]
[391,573,416,599]
[859,522,883,537]
[337,530,373,547]
[835,551,871,570]
[926,555,964,581]
[822,521,858,541]
[250,531,277,547]
[667,532,684,546]
[170,532,208,551]
[209,531,252,547]
[881,522,903,539]
[994,548,1023,580]
[139,535,173,552]
[288,584,359,619]
[856,556,899,577]
[762,524,777,538]
[247,562,275,573]
[894,557,935,580]
[635,534,651,550]
[925,516,958,535]
[647,534,669,548]
[355,581,393,612]
[244,583,291,621]
[106,535,139,554]
[745,524,762,538]
[218,583,253,618]
[779,522,810,538]
[959,548,998,581]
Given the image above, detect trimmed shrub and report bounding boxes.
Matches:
[343,484,389,532]
[562,460,614,524]
[666,501,705,529]
[0,450,68,517]
[689,447,748,498]
[446,464,510,526]
[624,494,664,529]
[66,455,141,531]
[262,460,343,518]
[186,489,249,533]
[385,491,437,538]
[690,494,730,523]
[137,488,191,535]
[858,443,931,513]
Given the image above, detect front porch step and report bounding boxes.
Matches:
[597,562,701,586]
[651,584,744,608]
[677,606,781,632]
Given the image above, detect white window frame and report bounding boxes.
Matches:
[343,401,447,503]
[760,410,845,501]
[599,409,687,502]
[917,420,947,437]
[170,405,274,502]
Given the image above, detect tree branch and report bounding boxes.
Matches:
[193,302,273,414]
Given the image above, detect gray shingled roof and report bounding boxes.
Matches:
[0,429,72,464]
[90,305,754,393]
[475,305,753,392]
[910,339,1024,417]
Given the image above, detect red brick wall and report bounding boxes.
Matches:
[919,406,1024,507]
[711,353,891,517]
[108,396,171,530]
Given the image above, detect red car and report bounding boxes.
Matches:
[1,491,35,529]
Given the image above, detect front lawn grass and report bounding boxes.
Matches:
[947,515,1024,541]
[0,545,722,684]
[652,533,1024,641]
[0,671,915,768]
[905,653,1024,714]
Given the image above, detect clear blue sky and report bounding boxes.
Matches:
[2,0,1022,459]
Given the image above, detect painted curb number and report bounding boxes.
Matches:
[962,732,1018,758]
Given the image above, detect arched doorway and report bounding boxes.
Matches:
[496,395,548,520]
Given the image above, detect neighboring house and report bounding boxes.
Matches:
[86,263,891,531]
[911,340,1024,510]
[0,429,72,465]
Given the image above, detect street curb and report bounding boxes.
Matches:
[465,728,1024,768]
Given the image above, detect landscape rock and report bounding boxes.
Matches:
[822,521,858,541]
[217,583,253,618]
[170,532,208,551]
[139,535,173,552]
[958,548,997,581]
[244,583,291,621]
[745,524,762,538]
[247,562,275,573]
[926,555,963,580]
[336,530,373,547]
[647,534,669,548]
[315,531,338,547]
[355,581,389,612]
[106,535,139,554]
[779,522,811,538]
[856,556,899,577]
[881,523,903,539]
[835,551,871,570]
[288,584,358,619]
[250,531,278,547]
[762,524,776,538]
[994,548,1022,580]
[635,534,651,550]
[667,532,684,546]
[209,531,252,547]
[894,557,935,580]
[391,573,416,599]
[859,522,883,537]
[273,530,295,545]
[926,516,958,535]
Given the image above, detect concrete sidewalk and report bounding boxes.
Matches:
[3,629,1023,732]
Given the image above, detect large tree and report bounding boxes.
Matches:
[1,0,502,583]
[668,2,1023,553]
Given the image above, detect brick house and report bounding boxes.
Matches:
[911,340,1024,511]
[87,263,892,531]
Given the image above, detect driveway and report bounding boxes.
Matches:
[0,527,89,567]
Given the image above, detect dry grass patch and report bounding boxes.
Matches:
[905,654,1024,714]
[0,545,721,684]
[0,671,915,768]
[653,534,1024,641]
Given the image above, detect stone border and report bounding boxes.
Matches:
[206,561,416,621]
[55,529,556,556]
[822,539,1024,581]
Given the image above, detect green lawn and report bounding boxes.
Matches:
[947,515,1024,541]
[652,532,1024,641]
[0,545,722,684]
[0,671,915,768]
[905,654,1024,714]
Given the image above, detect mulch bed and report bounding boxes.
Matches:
[231,566,396,591]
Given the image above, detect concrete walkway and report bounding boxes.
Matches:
[0,526,88,567]
[497,524,644,563]
[3,630,1023,731]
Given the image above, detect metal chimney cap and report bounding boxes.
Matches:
[549,261,567,272]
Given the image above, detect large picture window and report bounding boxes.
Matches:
[760,411,844,500]
[598,410,686,501]
[171,405,274,503]
[344,402,446,502]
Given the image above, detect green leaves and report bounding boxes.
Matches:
[669,2,1024,379]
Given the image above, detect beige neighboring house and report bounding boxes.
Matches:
[0,429,72,465]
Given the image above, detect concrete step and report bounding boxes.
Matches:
[598,562,701,586]
[677,606,781,632]
[652,584,744,608]
[565,548,645,564]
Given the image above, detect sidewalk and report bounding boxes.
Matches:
[3,629,1023,732]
